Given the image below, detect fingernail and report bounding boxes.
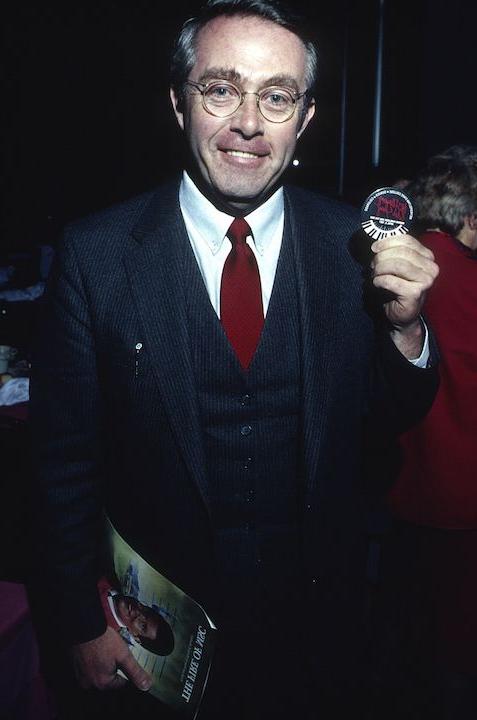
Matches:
[140,679,152,691]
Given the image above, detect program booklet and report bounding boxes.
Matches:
[101,517,217,719]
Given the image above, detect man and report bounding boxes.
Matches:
[32,1,439,717]
[98,577,175,657]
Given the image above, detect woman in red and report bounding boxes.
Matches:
[386,146,477,716]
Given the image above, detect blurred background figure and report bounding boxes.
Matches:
[381,146,477,719]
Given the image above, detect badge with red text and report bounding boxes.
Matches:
[361,187,413,240]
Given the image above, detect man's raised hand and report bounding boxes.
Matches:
[371,234,439,358]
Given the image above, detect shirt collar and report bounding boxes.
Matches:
[107,590,126,629]
[179,171,284,256]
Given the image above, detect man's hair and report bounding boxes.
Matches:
[170,0,318,103]
[409,145,477,237]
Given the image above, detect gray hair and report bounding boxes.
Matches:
[409,145,477,237]
[170,0,318,105]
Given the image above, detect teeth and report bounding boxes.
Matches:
[226,150,259,158]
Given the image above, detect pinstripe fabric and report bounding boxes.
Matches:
[184,225,307,716]
[32,179,439,687]
[186,226,302,609]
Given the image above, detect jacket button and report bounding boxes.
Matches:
[240,424,252,436]
[240,394,251,406]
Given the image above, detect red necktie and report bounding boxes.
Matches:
[220,218,264,369]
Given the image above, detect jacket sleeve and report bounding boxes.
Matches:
[368,317,440,436]
[359,326,439,501]
[31,233,107,645]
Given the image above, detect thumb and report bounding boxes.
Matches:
[119,649,153,691]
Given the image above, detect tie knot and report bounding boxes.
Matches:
[226,217,251,246]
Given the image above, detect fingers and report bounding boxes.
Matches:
[372,269,434,298]
[370,234,439,294]
[71,625,152,693]
[371,233,435,260]
[76,662,128,690]
[118,647,153,692]
[106,673,129,690]
[78,671,128,691]
[76,650,151,692]
[369,233,439,329]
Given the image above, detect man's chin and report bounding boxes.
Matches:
[213,178,271,205]
[186,163,278,214]
[209,182,278,214]
[222,193,261,211]
[219,183,280,214]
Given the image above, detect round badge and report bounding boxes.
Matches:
[361,187,413,240]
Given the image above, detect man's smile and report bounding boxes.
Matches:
[225,149,262,158]
[171,13,315,211]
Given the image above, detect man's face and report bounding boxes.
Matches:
[170,15,315,212]
[116,595,160,640]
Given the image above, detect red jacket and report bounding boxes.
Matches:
[390,231,477,528]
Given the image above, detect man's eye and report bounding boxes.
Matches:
[207,84,237,102]
[262,89,292,107]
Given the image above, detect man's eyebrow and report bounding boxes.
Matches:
[196,68,301,91]
[263,74,301,92]
[197,68,242,84]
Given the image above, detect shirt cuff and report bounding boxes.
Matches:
[408,318,430,367]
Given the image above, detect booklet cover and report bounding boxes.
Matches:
[102,518,217,718]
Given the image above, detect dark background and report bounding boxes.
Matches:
[0,2,475,700]
[2,0,476,252]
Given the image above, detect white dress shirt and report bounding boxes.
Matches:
[178,171,429,366]
[179,171,283,318]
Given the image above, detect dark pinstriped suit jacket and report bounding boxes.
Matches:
[31,179,438,678]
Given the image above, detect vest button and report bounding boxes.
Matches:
[240,394,251,406]
[240,424,252,436]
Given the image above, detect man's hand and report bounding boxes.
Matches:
[71,626,153,692]
[370,234,439,359]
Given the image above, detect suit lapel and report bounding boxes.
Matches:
[123,183,345,509]
[123,184,210,513]
[285,189,342,498]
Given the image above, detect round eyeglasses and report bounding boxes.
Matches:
[184,80,308,123]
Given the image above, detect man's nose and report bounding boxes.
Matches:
[229,93,264,136]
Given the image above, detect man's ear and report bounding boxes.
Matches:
[296,97,316,140]
[170,87,185,131]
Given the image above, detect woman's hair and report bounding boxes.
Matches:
[409,145,477,236]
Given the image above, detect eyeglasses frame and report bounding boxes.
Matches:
[184,79,309,124]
